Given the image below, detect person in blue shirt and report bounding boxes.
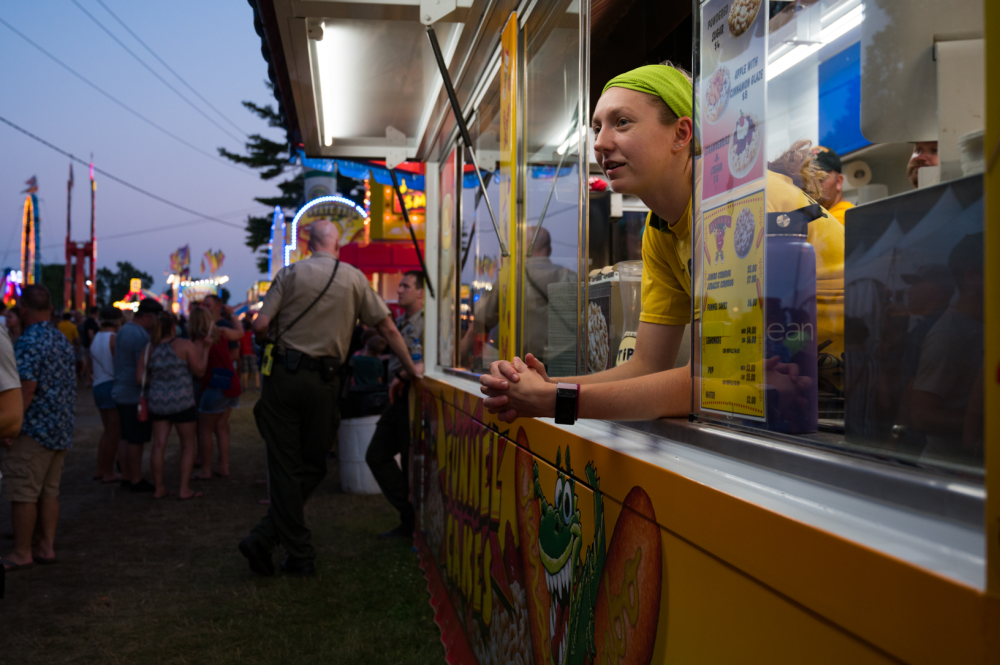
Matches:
[1,285,75,570]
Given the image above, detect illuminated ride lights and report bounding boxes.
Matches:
[285,195,369,267]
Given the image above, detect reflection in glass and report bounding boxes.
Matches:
[844,176,983,472]
[522,0,582,374]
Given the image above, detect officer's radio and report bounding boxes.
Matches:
[261,343,275,377]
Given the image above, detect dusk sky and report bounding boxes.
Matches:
[0,0,284,300]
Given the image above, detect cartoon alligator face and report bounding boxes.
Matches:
[534,446,606,665]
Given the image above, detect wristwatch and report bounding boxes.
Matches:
[555,383,580,425]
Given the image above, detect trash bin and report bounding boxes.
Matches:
[338,415,382,494]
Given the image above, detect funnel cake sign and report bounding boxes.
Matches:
[413,391,663,665]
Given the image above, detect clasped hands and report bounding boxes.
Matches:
[479,353,555,423]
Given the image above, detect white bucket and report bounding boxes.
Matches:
[338,416,382,494]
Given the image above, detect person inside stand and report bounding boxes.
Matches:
[137,311,213,499]
[911,233,984,466]
[91,306,124,482]
[365,270,425,540]
[238,221,421,577]
[112,298,163,492]
[194,294,243,480]
[1,285,76,570]
[240,318,259,392]
[350,335,387,387]
[811,146,854,226]
[907,141,939,189]
[479,63,845,424]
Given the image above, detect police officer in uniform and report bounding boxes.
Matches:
[239,221,421,577]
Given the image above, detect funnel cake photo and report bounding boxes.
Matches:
[704,65,731,124]
[728,0,762,37]
[729,111,761,178]
[734,206,756,259]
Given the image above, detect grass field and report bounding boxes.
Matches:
[0,391,445,665]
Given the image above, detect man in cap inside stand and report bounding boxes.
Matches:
[239,220,422,578]
[812,146,854,226]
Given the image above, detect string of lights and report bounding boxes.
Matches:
[91,0,249,138]
[0,16,254,175]
[68,0,245,145]
[0,114,249,232]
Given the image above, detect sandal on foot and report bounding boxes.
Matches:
[2,557,33,571]
[178,492,204,501]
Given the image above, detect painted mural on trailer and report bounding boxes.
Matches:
[413,390,663,665]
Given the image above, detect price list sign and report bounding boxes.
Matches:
[699,0,767,202]
[700,191,766,419]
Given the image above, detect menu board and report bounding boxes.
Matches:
[497,13,518,361]
[700,191,766,419]
[699,0,767,202]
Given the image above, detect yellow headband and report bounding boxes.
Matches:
[602,65,693,120]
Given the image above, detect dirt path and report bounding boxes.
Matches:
[0,390,444,665]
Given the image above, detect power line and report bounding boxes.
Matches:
[68,0,245,144]
[0,114,252,232]
[0,16,255,176]
[91,0,249,138]
[28,207,263,254]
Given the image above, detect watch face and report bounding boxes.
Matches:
[555,385,577,424]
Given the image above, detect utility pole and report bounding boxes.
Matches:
[89,159,96,308]
[65,163,73,310]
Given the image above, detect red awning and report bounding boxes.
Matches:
[339,240,425,276]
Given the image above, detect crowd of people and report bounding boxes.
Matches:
[0,225,424,580]
[0,284,267,573]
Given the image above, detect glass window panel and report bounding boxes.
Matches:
[459,77,504,372]
[690,0,984,476]
[437,148,459,368]
[522,0,583,376]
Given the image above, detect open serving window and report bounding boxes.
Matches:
[692,0,986,477]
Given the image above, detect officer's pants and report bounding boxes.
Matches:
[251,361,341,563]
[365,384,414,528]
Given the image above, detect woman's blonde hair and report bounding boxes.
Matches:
[767,139,825,201]
[188,307,213,341]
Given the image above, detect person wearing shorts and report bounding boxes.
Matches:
[240,320,259,391]
[1,285,75,571]
[90,307,122,483]
[137,310,213,500]
[194,295,243,480]
[112,298,163,492]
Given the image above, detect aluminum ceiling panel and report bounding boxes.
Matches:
[313,20,461,144]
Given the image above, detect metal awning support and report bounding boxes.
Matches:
[389,167,436,299]
[425,26,508,257]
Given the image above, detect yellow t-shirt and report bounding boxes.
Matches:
[639,170,845,356]
[58,320,80,344]
[826,199,854,226]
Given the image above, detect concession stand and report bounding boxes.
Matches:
[252,0,999,661]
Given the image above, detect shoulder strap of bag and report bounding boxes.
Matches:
[273,259,340,347]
